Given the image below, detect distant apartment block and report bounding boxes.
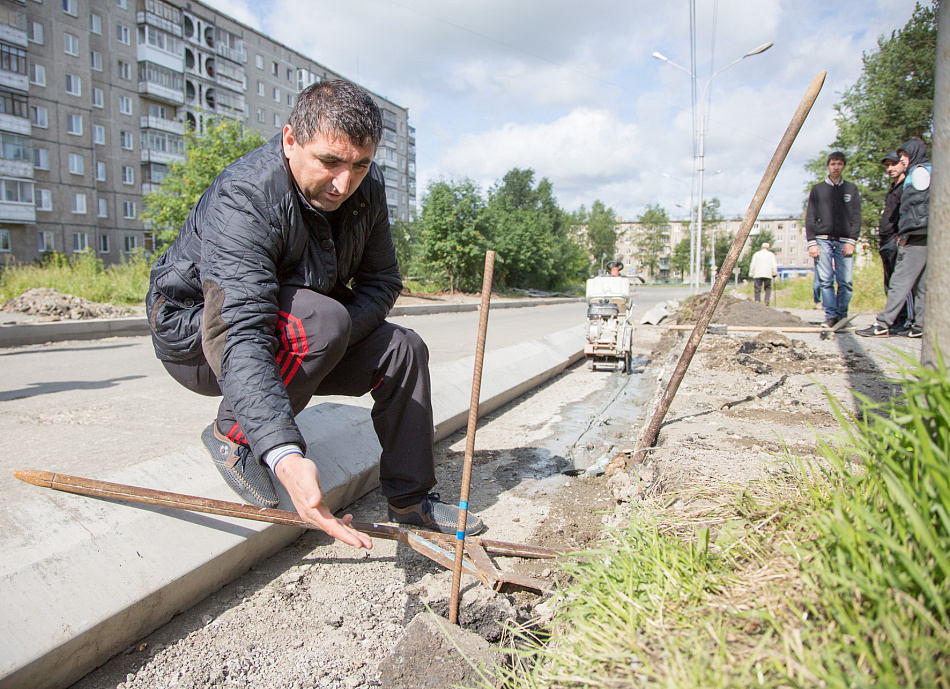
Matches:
[615,215,813,281]
[0,0,416,265]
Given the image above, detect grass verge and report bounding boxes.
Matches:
[738,258,886,313]
[0,251,151,305]
[486,352,949,688]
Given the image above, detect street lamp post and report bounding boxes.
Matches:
[663,173,697,291]
[653,42,773,287]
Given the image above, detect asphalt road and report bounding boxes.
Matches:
[0,287,689,501]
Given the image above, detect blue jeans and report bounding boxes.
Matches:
[815,238,854,321]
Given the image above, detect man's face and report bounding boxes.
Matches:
[827,158,845,179]
[283,125,376,211]
[885,159,906,179]
[899,151,911,168]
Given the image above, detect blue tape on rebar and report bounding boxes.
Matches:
[456,530,465,540]
[459,501,468,510]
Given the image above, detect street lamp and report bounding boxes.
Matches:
[653,42,773,286]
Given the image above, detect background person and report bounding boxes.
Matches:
[877,150,913,333]
[749,242,778,305]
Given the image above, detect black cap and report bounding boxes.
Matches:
[881,150,900,164]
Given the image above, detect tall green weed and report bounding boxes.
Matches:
[0,250,151,304]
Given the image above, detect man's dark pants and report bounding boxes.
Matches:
[162,286,436,508]
[753,277,772,305]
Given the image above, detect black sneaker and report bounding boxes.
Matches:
[906,325,923,338]
[856,322,890,338]
[891,323,911,336]
[388,492,485,536]
[822,318,837,328]
[201,423,279,508]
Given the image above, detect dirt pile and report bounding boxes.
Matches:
[677,291,808,328]
[1,288,134,321]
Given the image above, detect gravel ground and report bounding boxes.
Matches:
[68,297,922,689]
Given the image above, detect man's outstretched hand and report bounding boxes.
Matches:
[274,453,373,549]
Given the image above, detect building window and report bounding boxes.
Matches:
[90,13,102,34]
[72,232,89,252]
[286,68,292,82]
[119,95,132,115]
[38,231,54,252]
[124,234,137,252]
[68,153,84,175]
[117,0,128,9]
[63,32,79,56]
[33,147,49,170]
[0,229,9,252]
[71,193,87,214]
[91,51,102,71]
[96,161,105,180]
[98,233,109,252]
[118,60,131,80]
[256,108,264,123]
[66,113,82,135]
[63,0,78,16]
[98,198,108,218]
[123,201,136,219]
[273,87,279,102]
[31,105,48,128]
[28,21,44,44]
[273,113,280,127]
[1,44,27,75]
[255,54,263,69]
[0,91,28,119]
[36,189,52,211]
[29,63,45,86]
[120,131,133,149]
[271,61,278,76]
[93,125,105,145]
[1,179,33,203]
[257,81,264,96]
[116,25,131,45]
[122,166,134,184]
[92,88,104,108]
[287,93,293,106]
[65,73,81,96]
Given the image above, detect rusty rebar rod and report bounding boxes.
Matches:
[450,250,496,624]
[13,469,566,560]
[632,71,826,465]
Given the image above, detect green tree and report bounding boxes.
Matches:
[671,237,691,280]
[578,200,617,273]
[636,204,670,278]
[419,178,487,293]
[143,118,265,251]
[390,216,421,279]
[804,2,936,242]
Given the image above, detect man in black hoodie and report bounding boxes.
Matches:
[858,138,930,338]
[877,150,912,332]
[805,151,862,328]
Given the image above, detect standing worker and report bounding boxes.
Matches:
[749,242,778,306]
[805,151,862,328]
[146,80,483,548]
[876,150,912,334]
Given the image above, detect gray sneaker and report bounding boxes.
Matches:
[388,493,484,536]
[201,423,279,508]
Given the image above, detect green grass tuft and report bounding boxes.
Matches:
[0,251,151,305]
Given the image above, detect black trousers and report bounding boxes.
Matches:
[753,277,772,305]
[163,286,436,507]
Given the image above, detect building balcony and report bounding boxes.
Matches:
[215,43,243,64]
[0,199,34,224]
[0,112,29,135]
[136,10,183,38]
[140,148,185,165]
[138,80,185,105]
[0,158,31,178]
[0,71,28,93]
[137,44,184,73]
[0,15,27,49]
[140,115,185,135]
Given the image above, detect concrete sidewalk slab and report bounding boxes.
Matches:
[0,325,584,689]
[0,298,580,348]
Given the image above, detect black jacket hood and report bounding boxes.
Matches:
[899,138,928,168]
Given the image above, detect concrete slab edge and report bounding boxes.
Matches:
[0,325,585,689]
[0,298,581,348]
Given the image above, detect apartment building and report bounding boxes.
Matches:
[0,0,416,265]
[615,215,813,281]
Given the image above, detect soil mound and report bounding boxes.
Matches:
[678,292,807,328]
[1,288,134,321]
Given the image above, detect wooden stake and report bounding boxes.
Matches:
[449,250,495,624]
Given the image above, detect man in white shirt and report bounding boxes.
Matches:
[749,242,779,306]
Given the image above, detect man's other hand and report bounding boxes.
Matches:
[808,245,820,259]
[275,454,373,549]
[842,243,855,257]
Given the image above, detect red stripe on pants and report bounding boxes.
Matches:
[276,310,309,385]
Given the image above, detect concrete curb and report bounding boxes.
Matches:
[0,298,581,348]
[0,324,585,689]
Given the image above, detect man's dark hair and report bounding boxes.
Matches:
[827,151,846,165]
[289,80,382,149]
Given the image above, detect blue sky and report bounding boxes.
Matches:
[200,0,923,221]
